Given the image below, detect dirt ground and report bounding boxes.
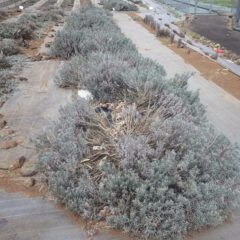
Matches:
[0,10,20,22]
[189,15,240,55]
[128,13,240,101]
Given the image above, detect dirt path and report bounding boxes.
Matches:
[114,12,240,145]
[0,60,72,168]
[0,189,129,240]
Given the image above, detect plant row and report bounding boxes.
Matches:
[99,0,138,11]
[38,6,240,240]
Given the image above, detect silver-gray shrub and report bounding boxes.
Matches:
[78,52,133,101]
[51,6,137,59]
[0,71,15,99]
[65,6,114,31]
[51,27,136,59]
[0,11,63,40]
[38,98,240,240]
[54,56,84,88]
[56,50,204,121]
[0,39,19,56]
[101,0,138,11]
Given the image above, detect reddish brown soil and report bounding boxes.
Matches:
[0,171,44,197]
[20,24,53,57]
[128,13,240,100]
[0,10,20,22]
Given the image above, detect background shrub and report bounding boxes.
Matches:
[55,56,84,88]
[0,39,19,56]
[51,7,137,59]
[0,11,64,40]
[0,53,11,69]
[101,0,138,11]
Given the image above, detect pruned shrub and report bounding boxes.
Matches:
[0,39,19,56]
[101,0,138,11]
[51,28,136,59]
[156,25,171,37]
[78,52,133,101]
[0,10,8,21]
[38,98,240,240]
[0,53,26,105]
[144,14,170,38]
[0,11,63,40]
[0,71,15,100]
[54,56,84,88]
[65,6,113,31]
[51,6,137,59]
[143,15,156,28]
[0,53,11,69]
[55,52,134,99]
[0,15,38,40]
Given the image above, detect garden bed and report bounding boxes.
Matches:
[36,5,240,240]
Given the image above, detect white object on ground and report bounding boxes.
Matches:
[19,6,24,10]
[78,90,93,101]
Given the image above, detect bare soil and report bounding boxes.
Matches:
[189,15,240,55]
[128,12,240,101]
[0,10,20,22]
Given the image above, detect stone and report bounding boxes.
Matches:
[31,54,42,62]
[20,160,38,177]
[19,77,28,81]
[0,160,11,170]
[45,43,51,48]
[98,206,111,219]
[9,156,26,171]
[0,140,18,149]
[93,146,103,151]
[0,120,7,129]
[0,129,14,136]
[24,177,36,187]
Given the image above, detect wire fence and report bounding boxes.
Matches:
[160,0,237,15]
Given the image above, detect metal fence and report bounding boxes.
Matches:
[160,0,237,15]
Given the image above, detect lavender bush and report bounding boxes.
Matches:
[101,0,138,11]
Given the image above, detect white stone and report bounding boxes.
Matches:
[77,89,93,101]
